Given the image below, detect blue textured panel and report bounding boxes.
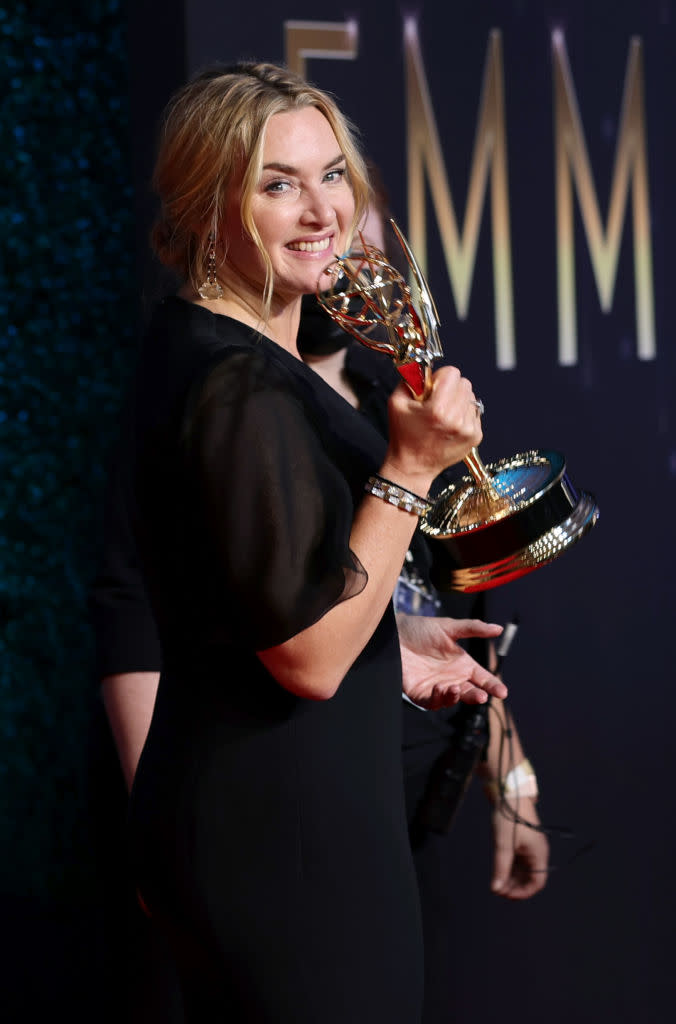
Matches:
[0,1,135,905]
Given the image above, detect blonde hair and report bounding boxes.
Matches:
[151,62,371,313]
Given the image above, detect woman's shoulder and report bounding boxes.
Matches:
[147,295,261,354]
[141,296,301,390]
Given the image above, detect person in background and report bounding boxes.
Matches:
[93,61,509,1023]
[296,176,549,1022]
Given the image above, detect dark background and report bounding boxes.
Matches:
[1,1,674,1021]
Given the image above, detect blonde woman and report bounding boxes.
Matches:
[119,62,505,1022]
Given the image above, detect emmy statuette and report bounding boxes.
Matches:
[317,222,599,592]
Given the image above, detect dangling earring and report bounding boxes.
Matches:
[198,232,223,300]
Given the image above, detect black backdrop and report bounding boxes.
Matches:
[127,1,676,1020]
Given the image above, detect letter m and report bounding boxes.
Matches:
[553,31,655,364]
[406,22,515,369]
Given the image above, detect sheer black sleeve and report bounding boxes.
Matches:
[182,348,368,651]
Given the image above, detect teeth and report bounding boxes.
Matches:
[288,238,331,252]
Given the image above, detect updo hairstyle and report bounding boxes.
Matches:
[151,62,371,311]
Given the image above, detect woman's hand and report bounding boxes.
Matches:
[397,613,507,709]
[384,366,482,491]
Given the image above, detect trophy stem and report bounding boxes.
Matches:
[464,447,494,487]
[432,446,509,529]
[462,447,506,505]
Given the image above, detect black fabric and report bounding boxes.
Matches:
[119,297,423,1023]
[341,342,491,1024]
[88,309,398,677]
[89,313,489,1023]
[90,416,164,677]
[296,292,351,356]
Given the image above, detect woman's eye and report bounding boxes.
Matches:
[324,167,346,184]
[264,179,296,195]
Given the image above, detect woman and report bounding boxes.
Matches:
[124,62,506,1022]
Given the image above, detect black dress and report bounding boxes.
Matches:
[125,297,424,1023]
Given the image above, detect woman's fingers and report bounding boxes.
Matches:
[430,366,482,438]
[387,364,483,477]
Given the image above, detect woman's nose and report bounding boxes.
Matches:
[299,185,334,226]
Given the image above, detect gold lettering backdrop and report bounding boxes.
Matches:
[284,15,656,371]
[178,4,674,1024]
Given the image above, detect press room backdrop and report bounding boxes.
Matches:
[135,2,676,1021]
[1,1,674,1021]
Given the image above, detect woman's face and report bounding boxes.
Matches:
[223,106,356,300]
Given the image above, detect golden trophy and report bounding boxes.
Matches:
[317,223,599,592]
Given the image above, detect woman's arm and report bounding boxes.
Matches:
[258,367,505,702]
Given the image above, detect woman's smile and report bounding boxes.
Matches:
[286,235,334,254]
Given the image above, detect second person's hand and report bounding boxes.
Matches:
[397,614,507,709]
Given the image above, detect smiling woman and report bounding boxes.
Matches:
[214,106,357,328]
[102,60,503,1023]
[151,62,370,336]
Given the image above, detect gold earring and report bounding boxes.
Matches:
[197,233,223,300]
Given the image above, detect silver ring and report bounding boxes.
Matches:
[473,398,485,416]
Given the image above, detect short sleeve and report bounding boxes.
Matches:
[181,348,367,650]
[89,420,162,678]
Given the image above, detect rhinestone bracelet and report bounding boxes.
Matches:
[364,475,432,517]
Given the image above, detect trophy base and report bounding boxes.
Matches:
[420,450,599,592]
